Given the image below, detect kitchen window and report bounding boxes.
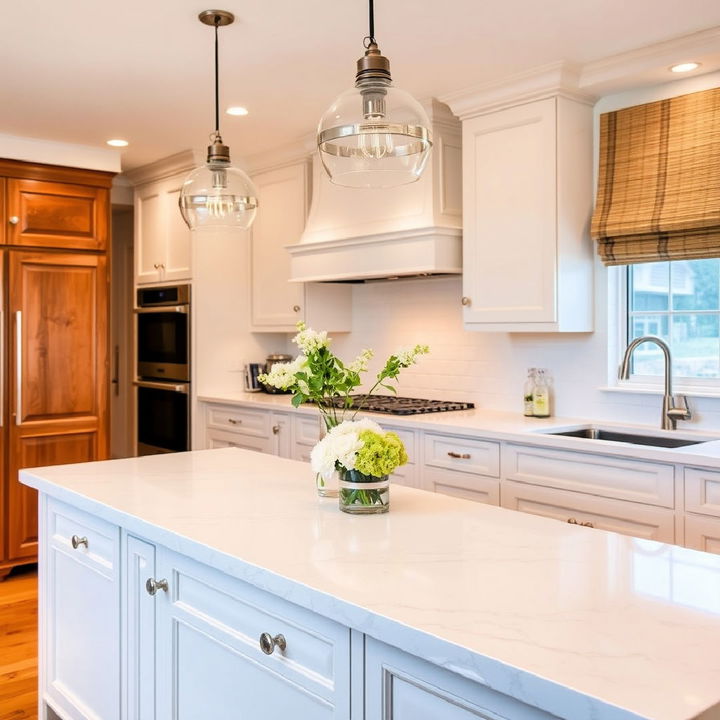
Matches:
[626,258,720,384]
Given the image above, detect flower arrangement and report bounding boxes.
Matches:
[259,322,429,431]
[258,323,429,510]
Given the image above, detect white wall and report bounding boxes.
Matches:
[325,71,720,430]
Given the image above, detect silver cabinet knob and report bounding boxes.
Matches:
[272,425,280,435]
[8,216,19,225]
[293,305,301,313]
[259,632,286,655]
[461,296,471,306]
[153,263,160,269]
[71,535,88,549]
[145,577,169,595]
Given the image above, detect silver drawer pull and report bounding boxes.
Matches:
[259,632,286,655]
[228,418,241,425]
[146,578,169,595]
[71,535,88,549]
[447,451,471,459]
[567,517,594,528]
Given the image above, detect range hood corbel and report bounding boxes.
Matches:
[288,99,463,282]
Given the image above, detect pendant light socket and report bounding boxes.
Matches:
[207,134,231,164]
[356,43,392,84]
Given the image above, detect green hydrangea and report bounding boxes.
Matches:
[354,430,408,478]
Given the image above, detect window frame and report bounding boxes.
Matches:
[616,262,720,394]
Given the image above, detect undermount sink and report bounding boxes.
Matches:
[547,428,707,448]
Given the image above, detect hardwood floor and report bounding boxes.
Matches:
[0,566,37,720]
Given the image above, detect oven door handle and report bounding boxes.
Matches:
[133,380,189,394]
[134,306,189,314]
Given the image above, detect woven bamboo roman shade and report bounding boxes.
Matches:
[592,87,720,266]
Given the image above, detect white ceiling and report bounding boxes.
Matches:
[2,0,720,170]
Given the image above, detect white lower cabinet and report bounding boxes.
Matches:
[43,498,120,720]
[152,547,351,718]
[685,514,720,554]
[365,638,557,720]
[502,480,675,543]
[204,403,291,457]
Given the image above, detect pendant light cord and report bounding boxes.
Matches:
[214,18,220,135]
[364,0,376,47]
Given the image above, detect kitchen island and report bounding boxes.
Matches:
[22,448,720,720]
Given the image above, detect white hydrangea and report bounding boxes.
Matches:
[310,430,364,479]
[347,348,374,373]
[293,322,331,355]
[258,355,306,390]
[329,418,382,437]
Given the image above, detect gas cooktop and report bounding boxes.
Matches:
[314,396,475,416]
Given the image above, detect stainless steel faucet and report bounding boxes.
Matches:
[619,336,691,430]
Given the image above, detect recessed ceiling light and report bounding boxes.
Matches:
[226,106,249,116]
[670,62,700,73]
[106,139,129,147]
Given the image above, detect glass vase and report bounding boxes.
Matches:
[339,468,390,514]
[316,415,340,498]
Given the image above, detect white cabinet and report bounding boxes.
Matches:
[135,174,192,285]
[153,546,351,719]
[123,536,156,720]
[422,432,500,503]
[685,514,720,554]
[205,402,291,456]
[461,95,593,332]
[365,638,556,720]
[43,498,120,720]
[250,161,351,332]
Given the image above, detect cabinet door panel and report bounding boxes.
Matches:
[251,164,306,328]
[124,535,156,720]
[7,251,108,560]
[366,638,557,720]
[685,514,720,554]
[7,178,108,250]
[462,98,557,324]
[45,500,120,720]
[135,188,164,284]
[163,181,192,281]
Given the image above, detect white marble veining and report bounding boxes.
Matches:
[199,391,720,468]
[21,448,720,720]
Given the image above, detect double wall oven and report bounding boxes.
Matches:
[135,284,190,455]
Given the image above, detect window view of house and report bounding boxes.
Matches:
[628,259,720,379]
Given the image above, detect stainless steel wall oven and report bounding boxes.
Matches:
[135,285,190,455]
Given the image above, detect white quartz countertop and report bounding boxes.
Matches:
[198,391,720,467]
[21,448,720,720]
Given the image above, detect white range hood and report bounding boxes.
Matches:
[288,99,462,282]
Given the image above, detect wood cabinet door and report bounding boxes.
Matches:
[6,178,108,251]
[7,251,108,560]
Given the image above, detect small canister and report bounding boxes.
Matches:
[262,354,294,394]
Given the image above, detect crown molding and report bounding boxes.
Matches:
[124,149,204,186]
[579,25,720,94]
[439,62,596,120]
[244,134,315,176]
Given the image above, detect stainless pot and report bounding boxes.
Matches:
[262,354,294,394]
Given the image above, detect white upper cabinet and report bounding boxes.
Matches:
[457,93,594,332]
[134,173,192,285]
[250,160,351,332]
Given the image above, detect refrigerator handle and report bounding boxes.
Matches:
[15,310,21,426]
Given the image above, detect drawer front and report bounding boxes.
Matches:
[207,428,273,454]
[424,433,500,477]
[159,549,350,702]
[502,480,675,542]
[48,497,119,576]
[503,444,674,508]
[685,513,720,554]
[294,414,320,446]
[685,468,720,518]
[424,468,499,505]
[207,404,271,438]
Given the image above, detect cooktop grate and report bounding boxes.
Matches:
[313,396,475,416]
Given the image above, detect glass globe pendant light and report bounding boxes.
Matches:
[317,0,432,188]
[179,10,258,230]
